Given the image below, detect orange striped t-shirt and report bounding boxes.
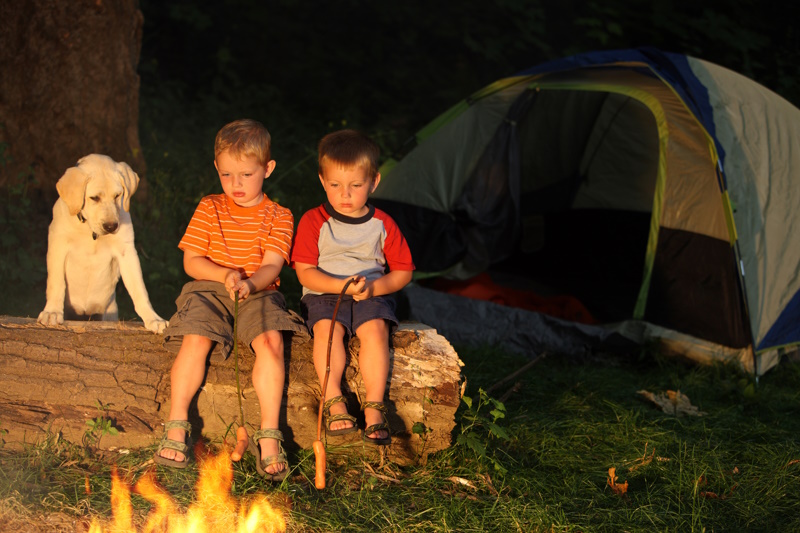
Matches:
[179,194,294,288]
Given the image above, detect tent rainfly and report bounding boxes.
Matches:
[372,48,800,375]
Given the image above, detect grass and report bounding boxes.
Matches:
[2,346,800,532]
[2,65,800,532]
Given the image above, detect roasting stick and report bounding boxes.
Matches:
[231,293,249,461]
[314,277,358,489]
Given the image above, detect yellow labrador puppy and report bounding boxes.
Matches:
[38,154,168,333]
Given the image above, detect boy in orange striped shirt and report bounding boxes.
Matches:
[156,119,306,481]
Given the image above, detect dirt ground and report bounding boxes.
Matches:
[0,508,87,533]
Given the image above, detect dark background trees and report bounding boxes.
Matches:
[137,0,799,144]
[0,0,146,197]
[1,0,797,318]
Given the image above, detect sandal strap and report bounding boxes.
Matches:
[325,412,357,431]
[362,401,390,435]
[260,451,288,469]
[253,428,284,442]
[158,437,189,454]
[250,429,289,479]
[364,421,390,436]
[158,420,191,455]
[322,395,348,415]
[361,401,387,413]
[163,420,191,433]
[326,413,357,424]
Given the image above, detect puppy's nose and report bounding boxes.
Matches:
[103,222,119,234]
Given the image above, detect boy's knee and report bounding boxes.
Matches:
[252,330,283,357]
[313,319,345,339]
[356,319,389,340]
[180,334,213,353]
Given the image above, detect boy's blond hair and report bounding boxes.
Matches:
[215,119,272,165]
[318,129,380,178]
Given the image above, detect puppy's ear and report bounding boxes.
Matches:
[56,166,89,216]
[115,161,140,212]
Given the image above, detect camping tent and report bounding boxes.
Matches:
[372,48,800,375]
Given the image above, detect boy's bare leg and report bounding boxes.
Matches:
[355,319,390,440]
[251,330,286,475]
[160,334,212,462]
[312,319,354,432]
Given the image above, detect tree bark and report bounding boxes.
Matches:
[0,0,146,204]
[0,316,463,465]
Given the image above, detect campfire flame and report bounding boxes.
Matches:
[89,447,286,533]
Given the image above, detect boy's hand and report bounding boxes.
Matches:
[345,276,367,297]
[234,279,255,300]
[352,279,375,301]
[350,270,412,301]
[225,270,253,300]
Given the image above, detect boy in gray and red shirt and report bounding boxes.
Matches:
[291,129,414,445]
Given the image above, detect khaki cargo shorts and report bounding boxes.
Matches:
[163,281,308,361]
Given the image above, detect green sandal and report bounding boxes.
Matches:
[361,401,392,446]
[323,395,358,436]
[154,420,192,468]
[248,428,289,482]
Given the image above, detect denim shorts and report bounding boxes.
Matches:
[300,293,398,337]
[163,280,308,361]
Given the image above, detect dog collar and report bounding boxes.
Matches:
[77,211,98,239]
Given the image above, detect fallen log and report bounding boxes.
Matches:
[0,316,463,465]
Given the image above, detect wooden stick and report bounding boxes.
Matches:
[485,353,546,395]
[314,277,357,489]
[498,381,522,404]
[231,293,248,462]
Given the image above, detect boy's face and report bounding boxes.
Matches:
[215,150,276,207]
[319,164,380,218]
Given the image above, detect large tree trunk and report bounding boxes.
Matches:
[0,0,146,204]
[0,316,463,465]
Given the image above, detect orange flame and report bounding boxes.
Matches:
[89,447,286,533]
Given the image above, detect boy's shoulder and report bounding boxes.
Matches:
[198,193,225,205]
[302,203,328,215]
[191,194,225,216]
[371,205,391,220]
[263,194,293,218]
[197,194,292,217]
[299,203,330,223]
[371,205,401,229]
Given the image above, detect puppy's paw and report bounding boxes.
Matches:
[38,310,64,326]
[145,317,169,334]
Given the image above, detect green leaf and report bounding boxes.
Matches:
[461,433,486,457]
[489,398,506,411]
[489,409,506,421]
[486,422,510,441]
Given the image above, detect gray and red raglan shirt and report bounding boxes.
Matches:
[290,202,415,297]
